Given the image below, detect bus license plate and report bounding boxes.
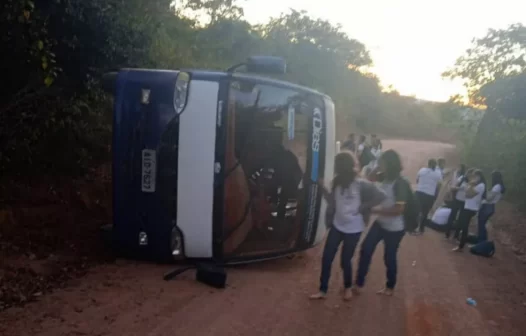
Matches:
[141,149,157,193]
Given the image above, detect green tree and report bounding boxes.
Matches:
[443,23,526,105]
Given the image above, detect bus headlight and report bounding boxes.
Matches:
[174,72,190,114]
[170,225,183,258]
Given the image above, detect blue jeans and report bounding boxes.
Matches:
[319,228,362,293]
[477,203,495,242]
[356,221,405,290]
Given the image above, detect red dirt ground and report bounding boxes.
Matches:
[1,140,526,336]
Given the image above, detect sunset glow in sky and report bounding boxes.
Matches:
[242,0,526,102]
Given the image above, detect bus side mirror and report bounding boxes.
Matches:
[102,72,118,95]
[245,56,287,75]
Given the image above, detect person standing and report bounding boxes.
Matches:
[371,135,383,166]
[357,135,375,170]
[355,150,408,296]
[341,133,356,152]
[414,159,442,235]
[477,171,505,242]
[437,158,446,179]
[310,152,385,300]
[453,170,486,252]
[357,135,367,156]
[371,134,383,150]
[445,167,472,240]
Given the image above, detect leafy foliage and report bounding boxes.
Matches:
[447,24,526,205]
[443,23,526,105]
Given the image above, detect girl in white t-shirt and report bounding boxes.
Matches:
[477,171,505,242]
[453,169,486,251]
[445,166,470,240]
[414,159,443,234]
[310,152,385,301]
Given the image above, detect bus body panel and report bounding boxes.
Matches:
[176,80,218,258]
[312,97,336,246]
[112,69,180,259]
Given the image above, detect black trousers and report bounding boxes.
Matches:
[415,191,435,232]
[445,199,465,238]
[456,209,477,249]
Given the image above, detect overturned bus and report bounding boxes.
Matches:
[103,56,336,264]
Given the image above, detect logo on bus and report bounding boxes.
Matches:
[304,107,323,243]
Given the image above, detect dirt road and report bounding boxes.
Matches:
[2,140,526,336]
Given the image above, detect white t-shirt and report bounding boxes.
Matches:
[357,143,365,154]
[436,168,443,179]
[371,147,382,159]
[431,207,451,225]
[484,184,503,204]
[464,183,486,211]
[376,181,405,232]
[416,167,442,196]
[455,181,467,202]
[367,148,381,169]
[333,183,365,234]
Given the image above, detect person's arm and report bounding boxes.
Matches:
[317,179,332,202]
[435,173,443,194]
[371,180,407,217]
[450,178,464,191]
[416,168,423,184]
[358,179,387,211]
[485,185,500,202]
[367,166,381,181]
[465,183,484,198]
[357,143,364,155]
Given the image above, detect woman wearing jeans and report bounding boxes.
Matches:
[477,171,505,242]
[310,152,385,301]
[445,167,472,240]
[453,170,486,252]
[355,150,408,296]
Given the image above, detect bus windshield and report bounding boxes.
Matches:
[222,79,325,258]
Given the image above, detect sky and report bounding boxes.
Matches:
[241,0,526,102]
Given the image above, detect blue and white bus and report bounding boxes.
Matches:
[104,57,336,263]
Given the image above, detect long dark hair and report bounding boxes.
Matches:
[428,159,437,171]
[379,149,403,181]
[491,170,506,194]
[332,151,358,193]
[471,169,487,200]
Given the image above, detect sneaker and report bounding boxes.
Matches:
[452,246,463,252]
[376,288,394,296]
[309,292,327,300]
[343,288,353,301]
[351,286,363,295]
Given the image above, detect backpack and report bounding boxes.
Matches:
[359,145,375,167]
[393,176,419,232]
[470,241,495,258]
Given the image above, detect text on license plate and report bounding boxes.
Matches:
[141,149,157,193]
